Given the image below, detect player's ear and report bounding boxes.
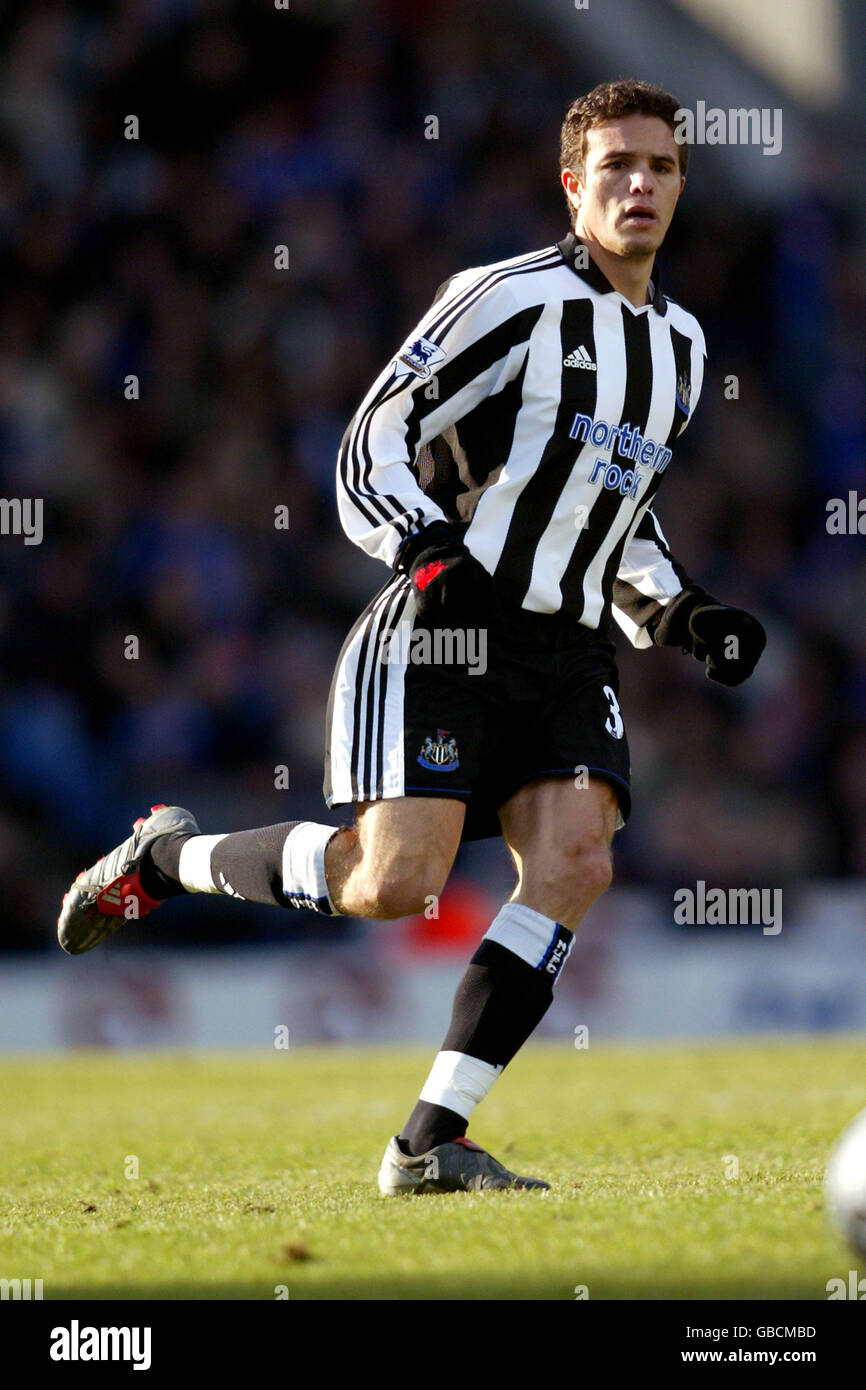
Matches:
[561,166,581,216]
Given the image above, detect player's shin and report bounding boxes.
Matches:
[398,903,574,1156]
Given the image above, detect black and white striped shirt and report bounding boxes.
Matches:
[337,231,706,647]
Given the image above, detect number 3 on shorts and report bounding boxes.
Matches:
[602,684,624,739]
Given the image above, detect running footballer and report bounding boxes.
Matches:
[58,80,765,1194]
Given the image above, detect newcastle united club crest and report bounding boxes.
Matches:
[675,367,691,416]
[417,729,460,772]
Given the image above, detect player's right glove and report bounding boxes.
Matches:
[649,585,766,687]
[395,521,496,627]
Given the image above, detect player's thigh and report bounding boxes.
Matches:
[355,794,466,893]
[499,774,619,915]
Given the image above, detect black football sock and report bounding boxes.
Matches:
[210,823,300,906]
[143,822,299,908]
[397,1103,466,1156]
[399,939,557,1156]
[138,834,192,900]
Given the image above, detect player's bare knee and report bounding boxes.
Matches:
[551,814,613,885]
[522,840,612,918]
[574,842,613,900]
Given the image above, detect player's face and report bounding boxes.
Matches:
[566,114,685,258]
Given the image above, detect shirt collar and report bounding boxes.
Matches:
[557,231,668,317]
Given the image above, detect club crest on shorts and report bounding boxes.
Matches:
[417,728,460,772]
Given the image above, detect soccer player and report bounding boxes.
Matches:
[58,80,765,1193]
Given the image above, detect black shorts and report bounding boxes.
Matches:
[324,572,631,841]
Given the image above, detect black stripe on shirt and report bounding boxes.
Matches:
[559,305,653,617]
[454,351,530,494]
[340,302,545,541]
[608,324,698,632]
[400,306,544,490]
[493,297,598,608]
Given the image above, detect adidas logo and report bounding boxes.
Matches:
[563,345,596,370]
[218,872,245,900]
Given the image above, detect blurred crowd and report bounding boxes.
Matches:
[0,0,863,951]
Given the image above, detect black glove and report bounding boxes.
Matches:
[650,585,766,687]
[395,521,496,627]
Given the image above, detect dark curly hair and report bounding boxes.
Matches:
[560,79,688,201]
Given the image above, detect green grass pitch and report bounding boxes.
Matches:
[2,1039,863,1300]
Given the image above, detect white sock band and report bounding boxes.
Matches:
[177,834,228,894]
[484,902,574,981]
[283,822,340,914]
[419,1050,503,1122]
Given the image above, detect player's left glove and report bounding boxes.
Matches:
[395,521,496,627]
[650,585,766,687]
